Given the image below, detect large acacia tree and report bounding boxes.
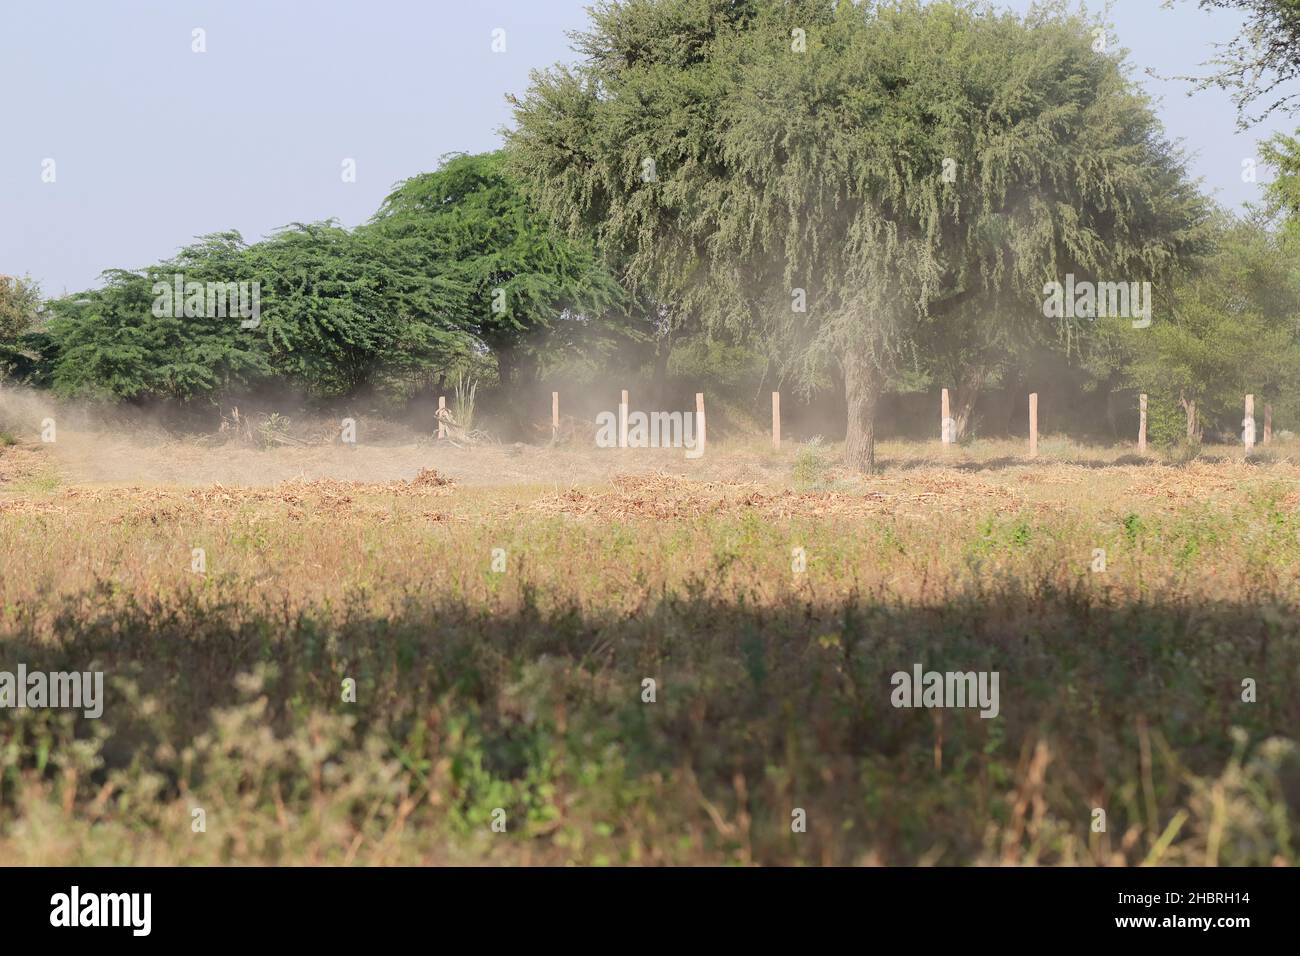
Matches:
[509,0,1207,470]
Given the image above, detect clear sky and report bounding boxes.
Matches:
[0,0,1290,295]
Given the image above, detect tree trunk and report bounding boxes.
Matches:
[652,327,675,409]
[1180,393,1198,441]
[492,343,538,441]
[844,342,883,473]
[952,365,986,442]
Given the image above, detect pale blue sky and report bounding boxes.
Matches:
[0,0,1289,295]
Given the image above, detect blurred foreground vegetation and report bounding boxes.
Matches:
[1,451,1296,865]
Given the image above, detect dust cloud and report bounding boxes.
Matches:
[0,385,788,489]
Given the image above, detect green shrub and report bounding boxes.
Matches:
[792,437,830,488]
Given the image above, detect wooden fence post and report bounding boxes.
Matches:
[1138,393,1147,454]
[696,392,706,457]
[771,391,781,449]
[1264,404,1273,445]
[619,389,629,449]
[1029,393,1038,458]
[1245,394,1256,452]
[437,396,446,440]
[941,388,952,445]
[552,391,559,441]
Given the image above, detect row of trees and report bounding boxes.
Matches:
[4,0,1300,465]
[2,153,640,418]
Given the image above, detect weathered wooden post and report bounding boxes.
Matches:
[696,392,706,456]
[619,389,629,449]
[552,391,559,441]
[1264,404,1273,445]
[1138,393,1147,454]
[1029,393,1039,458]
[941,388,952,445]
[1244,394,1256,452]
[437,395,447,439]
[771,391,781,450]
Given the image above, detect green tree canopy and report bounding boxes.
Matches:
[1125,214,1300,443]
[43,253,271,404]
[1260,130,1300,244]
[366,152,631,394]
[0,274,43,382]
[44,224,478,406]
[37,153,637,420]
[247,222,470,399]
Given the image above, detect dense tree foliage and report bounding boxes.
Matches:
[34,152,628,413]
[43,256,271,403]
[368,152,628,383]
[247,223,469,399]
[41,222,474,405]
[365,152,639,427]
[1261,131,1300,241]
[1126,216,1300,443]
[0,275,43,382]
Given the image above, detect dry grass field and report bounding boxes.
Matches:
[1,427,1298,865]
